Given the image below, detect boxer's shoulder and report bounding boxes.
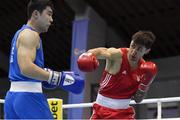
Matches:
[19,29,39,39]
[17,29,40,47]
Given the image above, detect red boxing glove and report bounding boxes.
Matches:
[77,52,99,72]
[138,61,157,92]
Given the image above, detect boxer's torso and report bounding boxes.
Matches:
[99,48,144,99]
[9,25,44,82]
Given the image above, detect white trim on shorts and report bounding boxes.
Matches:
[9,81,43,93]
[96,93,131,109]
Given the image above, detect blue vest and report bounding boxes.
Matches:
[9,25,44,82]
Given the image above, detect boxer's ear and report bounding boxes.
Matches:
[32,10,40,19]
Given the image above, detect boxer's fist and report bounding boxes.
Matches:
[138,61,157,92]
[59,71,84,94]
[77,52,99,72]
[44,68,84,94]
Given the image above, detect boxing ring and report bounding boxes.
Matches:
[1,97,180,119]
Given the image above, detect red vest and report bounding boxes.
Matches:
[99,48,145,99]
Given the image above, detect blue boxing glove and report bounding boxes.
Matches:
[46,69,84,94]
[59,71,84,94]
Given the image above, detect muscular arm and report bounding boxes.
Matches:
[17,30,49,81]
[87,47,122,60]
[77,47,122,72]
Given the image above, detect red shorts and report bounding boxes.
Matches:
[90,103,135,120]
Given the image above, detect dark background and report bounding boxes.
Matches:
[1,0,180,118]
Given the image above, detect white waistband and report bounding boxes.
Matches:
[96,93,131,109]
[10,81,42,93]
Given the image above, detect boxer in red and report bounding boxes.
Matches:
[77,31,157,119]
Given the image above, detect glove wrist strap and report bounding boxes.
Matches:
[48,71,62,85]
[48,70,53,83]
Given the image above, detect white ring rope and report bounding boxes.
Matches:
[1,97,180,119]
[0,99,5,104]
[1,97,180,108]
[62,97,180,109]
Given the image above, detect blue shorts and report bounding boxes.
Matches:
[4,91,53,119]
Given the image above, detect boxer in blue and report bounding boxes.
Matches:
[4,0,84,119]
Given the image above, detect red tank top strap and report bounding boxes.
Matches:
[120,48,128,62]
[119,48,130,72]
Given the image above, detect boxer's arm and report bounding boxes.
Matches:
[87,47,122,60]
[133,62,157,103]
[77,47,122,72]
[17,30,84,94]
[17,30,49,81]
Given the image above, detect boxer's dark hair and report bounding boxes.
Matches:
[27,0,54,19]
[132,31,156,49]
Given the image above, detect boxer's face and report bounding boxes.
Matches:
[128,41,150,62]
[36,6,53,32]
